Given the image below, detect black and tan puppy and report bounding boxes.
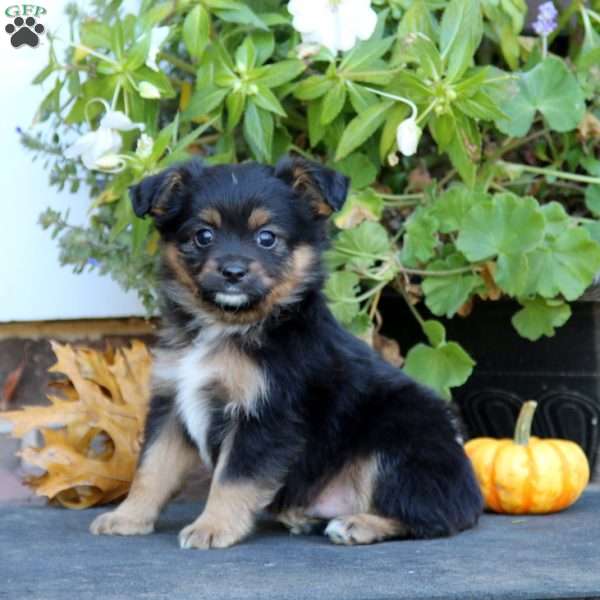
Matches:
[90,157,483,548]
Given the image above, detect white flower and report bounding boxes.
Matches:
[94,154,124,171]
[396,117,422,157]
[146,26,170,72]
[288,0,377,54]
[136,133,154,160]
[99,110,145,132]
[138,81,161,99]
[65,110,144,171]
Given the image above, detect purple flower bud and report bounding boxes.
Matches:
[532,1,558,37]
[86,257,100,267]
[15,126,23,134]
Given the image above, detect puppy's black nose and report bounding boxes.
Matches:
[221,262,248,282]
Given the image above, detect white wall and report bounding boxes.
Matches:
[0,0,146,322]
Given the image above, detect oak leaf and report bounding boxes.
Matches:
[1,341,151,509]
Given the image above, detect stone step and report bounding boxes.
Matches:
[1,487,599,600]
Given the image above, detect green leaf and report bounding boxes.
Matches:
[397,0,437,40]
[494,57,586,136]
[250,30,274,66]
[401,207,439,266]
[182,85,227,120]
[293,75,332,101]
[379,103,409,160]
[422,255,483,318]
[183,5,210,60]
[511,298,572,341]
[404,341,475,400]
[80,21,111,49]
[524,228,600,301]
[455,90,506,121]
[432,185,487,233]
[335,100,392,160]
[321,81,347,125]
[340,37,394,73]
[334,153,378,190]
[541,202,569,238]
[456,193,545,261]
[252,86,286,116]
[333,187,383,229]
[307,100,325,147]
[235,36,257,72]
[448,113,480,186]
[252,60,306,88]
[422,320,446,348]
[400,33,443,81]
[585,185,600,217]
[324,271,361,324]
[583,221,600,245]
[440,0,483,81]
[494,253,529,296]
[226,90,246,130]
[347,82,378,113]
[243,101,273,162]
[332,221,391,269]
[206,0,268,30]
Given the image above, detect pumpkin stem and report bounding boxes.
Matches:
[514,401,538,446]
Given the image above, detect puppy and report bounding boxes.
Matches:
[90,157,483,548]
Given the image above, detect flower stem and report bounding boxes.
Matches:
[363,86,417,119]
[393,277,425,328]
[69,43,119,66]
[513,401,538,446]
[159,51,197,75]
[541,35,548,59]
[500,162,600,185]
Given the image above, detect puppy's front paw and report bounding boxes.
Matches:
[90,511,154,536]
[178,519,245,550]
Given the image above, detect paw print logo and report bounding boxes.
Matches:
[5,16,45,48]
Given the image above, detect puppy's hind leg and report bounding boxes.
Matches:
[91,406,198,536]
[371,443,483,540]
[325,514,408,545]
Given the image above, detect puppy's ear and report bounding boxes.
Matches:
[129,168,183,219]
[130,162,200,226]
[274,156,349,217]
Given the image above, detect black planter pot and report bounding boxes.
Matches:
[379,293,600,479]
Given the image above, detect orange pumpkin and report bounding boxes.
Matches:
[465,401,590,514]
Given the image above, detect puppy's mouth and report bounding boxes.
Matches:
[200,279,266,312]
[214,291,251,308]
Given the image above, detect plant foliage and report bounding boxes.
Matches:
[27,0,600,398]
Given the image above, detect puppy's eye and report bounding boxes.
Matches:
[256,230,277,249]
[194,228,214,247]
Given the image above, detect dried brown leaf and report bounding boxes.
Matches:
[1,356,26,411]
[3,341,151,509]
[373,333,404,368]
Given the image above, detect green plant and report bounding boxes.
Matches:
[28,0,600,399]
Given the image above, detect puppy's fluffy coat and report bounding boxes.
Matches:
[90,157,483,548]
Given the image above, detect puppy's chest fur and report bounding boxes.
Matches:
[153,326,267,469]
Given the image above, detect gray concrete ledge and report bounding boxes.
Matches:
[1,488,599,600]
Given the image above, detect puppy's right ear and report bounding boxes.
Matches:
[129,167,185,222]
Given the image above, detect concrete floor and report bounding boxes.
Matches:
[1,488,599,600]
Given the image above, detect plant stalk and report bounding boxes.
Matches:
[500,162,600,186]
[513,401,538,446]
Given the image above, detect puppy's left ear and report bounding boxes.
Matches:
[274,156,349,218]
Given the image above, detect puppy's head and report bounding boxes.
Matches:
[130,156,349,324]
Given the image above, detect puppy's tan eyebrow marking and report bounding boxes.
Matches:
[248,208,272,229]
[199,208,222,228]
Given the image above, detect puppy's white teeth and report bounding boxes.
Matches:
[215,292,249,307]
